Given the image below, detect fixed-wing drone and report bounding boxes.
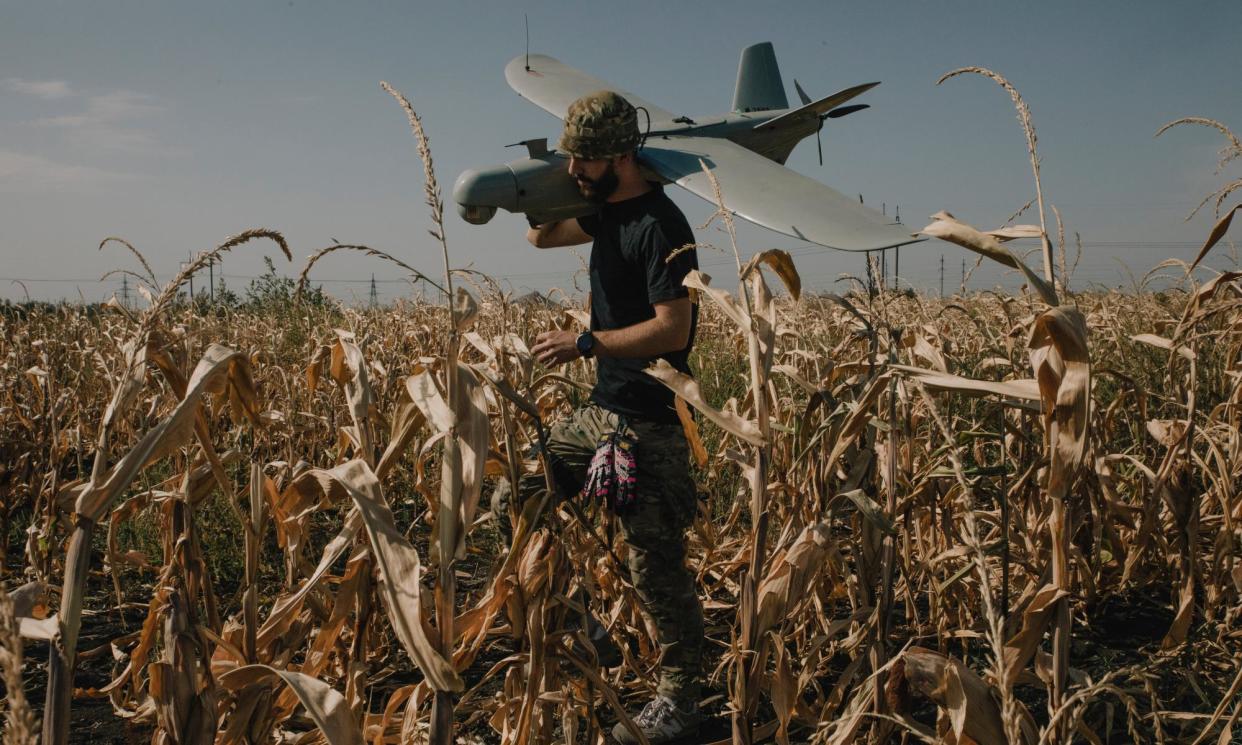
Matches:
[453,42,921,252]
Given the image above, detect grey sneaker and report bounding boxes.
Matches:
[611,695,702,744]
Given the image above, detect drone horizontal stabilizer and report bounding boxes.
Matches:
[753,82,879,131]
[641,136,921,252]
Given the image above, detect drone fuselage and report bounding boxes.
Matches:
[452,109,818,225]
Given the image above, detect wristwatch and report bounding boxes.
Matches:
[575,331,596,359]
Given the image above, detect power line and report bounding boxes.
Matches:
[0,277,106,283]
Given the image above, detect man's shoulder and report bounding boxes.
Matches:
[646,186,688,218]
[635,189,692,236]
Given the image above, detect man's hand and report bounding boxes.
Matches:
[532,329,581,366]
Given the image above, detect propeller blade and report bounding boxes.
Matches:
[816,122,823,166]
[793,79,812,106]
[825,104,870,119]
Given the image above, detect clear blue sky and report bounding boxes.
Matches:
[2,0,1239,302]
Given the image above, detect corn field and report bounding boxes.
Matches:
[1,74,1240,744]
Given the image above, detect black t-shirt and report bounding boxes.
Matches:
[577,185,698,423]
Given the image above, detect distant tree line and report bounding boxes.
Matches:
[1,257,332,319]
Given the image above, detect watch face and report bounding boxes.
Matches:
[576,332,594,356]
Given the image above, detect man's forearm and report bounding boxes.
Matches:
[527,218,590,248]
[533,298,692,366]
[593,315,689,359]
[526,222,555,247]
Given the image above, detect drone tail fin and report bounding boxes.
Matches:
[732,42,789,113]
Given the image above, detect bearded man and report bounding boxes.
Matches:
[504,90,704,743]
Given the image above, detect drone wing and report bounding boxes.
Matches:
[641,135,920,252]
[506,54,679,124]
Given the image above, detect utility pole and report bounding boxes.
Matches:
[939,255,945,297]
[960,259,966,294]
[369,274,379,309]
[187,252,194,303]
[208,258,215,304]
[120,275,131,309]
[893,207,901,292]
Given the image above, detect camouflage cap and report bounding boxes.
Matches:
[557,90,641,160]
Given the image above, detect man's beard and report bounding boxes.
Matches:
[576,163,619,204]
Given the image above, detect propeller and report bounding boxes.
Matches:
[826,104,870,119]
[794,79,813,106]
[794,79,871,166]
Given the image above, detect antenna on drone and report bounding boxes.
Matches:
[524,14,530,71]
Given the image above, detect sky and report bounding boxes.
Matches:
[1,0,1239,303]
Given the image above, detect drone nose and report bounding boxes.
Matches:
[452,166,519,224]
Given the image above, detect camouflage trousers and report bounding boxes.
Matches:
[492,403,704,704]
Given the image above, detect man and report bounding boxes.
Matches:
[511,90,704,743]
